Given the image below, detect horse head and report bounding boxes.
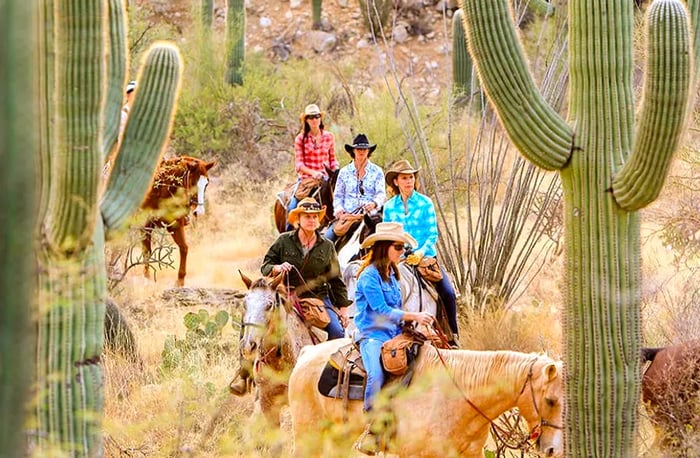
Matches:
[515,357,564,457]
[238,271,284,360]
[181,157,216,217]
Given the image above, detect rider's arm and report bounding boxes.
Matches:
[261,236,285,276]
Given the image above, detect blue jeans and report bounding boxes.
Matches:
[323,297,345,340]
[285,180,302,231]
[434,264,458,335]
[324,225,337,241]
[358,337,386,412]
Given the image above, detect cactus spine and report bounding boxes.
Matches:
[460,0,698,455]
[34,0,182,453]
[312,0,323,30]
[0,2,37,456]
[225,0,245,85]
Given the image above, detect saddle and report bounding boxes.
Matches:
[318,343,367,401]
[277,178,322,209]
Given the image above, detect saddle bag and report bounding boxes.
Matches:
[297,297,331,329]
[333,214,362,237]
[381,332,419,376]
[417,257,443,283]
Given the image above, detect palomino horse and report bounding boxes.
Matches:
[238,272,316,426]
[273,166,338,233]
[141,156,216,286]
[641,339,700,453]
[288,338,564,457]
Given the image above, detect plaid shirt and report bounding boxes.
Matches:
[294,130,339,178]
[382,191,438,257]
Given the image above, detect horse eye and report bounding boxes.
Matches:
[545,397,556,408]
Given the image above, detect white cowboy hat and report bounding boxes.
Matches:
[299,104,325,123]
[287,197,327,226]
[361,222,417,249]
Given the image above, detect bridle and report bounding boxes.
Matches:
[517,358,563,442]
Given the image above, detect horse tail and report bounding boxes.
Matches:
[641,347,663,363]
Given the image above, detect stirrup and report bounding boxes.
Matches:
[354,425,381,456]
[229,376,251,396]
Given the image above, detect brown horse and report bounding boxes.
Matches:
[273,166,338,233]
[641,339,700,454]
[141,156,216,286]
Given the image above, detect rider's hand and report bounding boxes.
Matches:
[273,262,293,274]
[337,307,350,328]
[412,312,434,326]
[405,250,424,266]
[313,171,325,180]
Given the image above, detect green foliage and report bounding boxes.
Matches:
[160,309,232,375]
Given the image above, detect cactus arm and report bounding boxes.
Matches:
[0,2,37,455]
[38,0,54,224]
[452,9,473,97]
[44,0,105,255]
[100,43,183,231]
[613,1,691,211]
[460,0,574,170]
[102,0,128,159]
[312,0,322,29]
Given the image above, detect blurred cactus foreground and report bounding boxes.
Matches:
[0,2,38,457]
[33,0,183,454]
[460,0,700,455]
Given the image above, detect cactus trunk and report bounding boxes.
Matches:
[33,0,183,453]
[225,0,245,86]
[0,2,38,456]
[460,0,698,454]
[452,9,473,97]
[312,0,322,29]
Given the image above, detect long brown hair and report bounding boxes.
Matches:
[301,117,326,160]
[357,241,400,282]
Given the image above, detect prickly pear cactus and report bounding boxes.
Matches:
[225,0,245,85]
[0,3,38,456]
[460,0,699,455]
[34,0,183,454]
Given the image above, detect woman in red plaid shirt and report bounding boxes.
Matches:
[286,103,340,230]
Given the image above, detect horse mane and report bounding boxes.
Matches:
[420,346,552,389]
[251,276,271,290]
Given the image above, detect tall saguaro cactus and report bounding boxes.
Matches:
[0,2,37,456]
[34,0,182,454]
[460,0,699,455]
[225,0,245,85]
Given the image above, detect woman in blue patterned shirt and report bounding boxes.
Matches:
[382,159,459,345]
[325,134,386,241]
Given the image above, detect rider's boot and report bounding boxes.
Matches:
[229,359,252,396]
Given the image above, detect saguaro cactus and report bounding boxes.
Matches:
[460,0,699,455]
[34,0,182,453]
[452,9,473,97]
[202,0,214,29]
[225,0,245,85]
[0,3,37,456]
[312,0,323,29]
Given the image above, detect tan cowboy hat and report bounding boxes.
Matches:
[287,197,327,226]
[299,104,325,123]
[361,222,417,249]
[385,159,420,194]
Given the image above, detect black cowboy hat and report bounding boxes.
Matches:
[344,133,377,156]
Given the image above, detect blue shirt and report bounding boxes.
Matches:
[383,191,438,257]
[354,264,405,340]
[333,161,386,217]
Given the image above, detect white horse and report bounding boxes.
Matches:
[238,272,315,426]
[288,338,564,458]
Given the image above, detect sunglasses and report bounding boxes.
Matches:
[299,202,322,211]
[306,114,321,120]
[391,243,406,251]
[359,179,365,196]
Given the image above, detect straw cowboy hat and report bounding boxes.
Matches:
[299,104,325,123]
[287,197,327,226]
[385,159,420,193]
[361,222,417,249]
[344,133,377,157]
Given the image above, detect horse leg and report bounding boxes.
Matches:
[142,225,153,281]
[171,222,188,287]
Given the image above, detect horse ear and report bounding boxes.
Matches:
[239,269,253,289]
[544,362,559,381]
[205,160,216,171]
[270,272,285,290]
